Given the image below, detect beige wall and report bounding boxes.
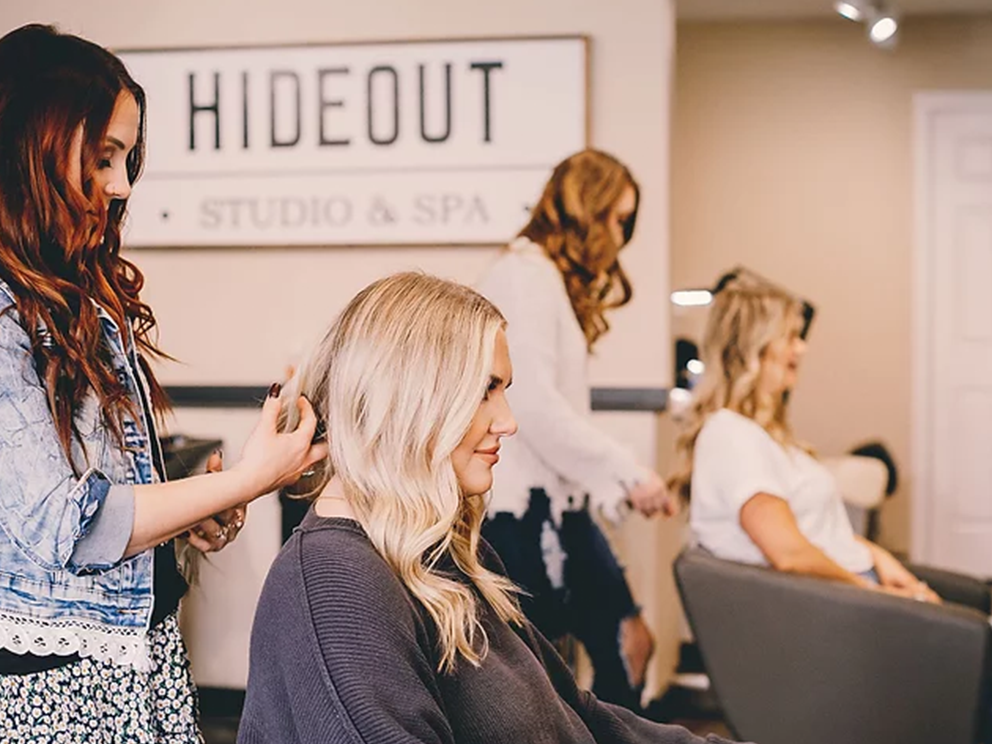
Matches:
[1,0,674,391]
[0,1,677,691]
[672,15,992,554]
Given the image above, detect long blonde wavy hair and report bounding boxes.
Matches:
[519,149,638,350]
[667,271,807,501]
[280,272,524,673]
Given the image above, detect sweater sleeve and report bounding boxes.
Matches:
[481,254,649,520]
[520,621,747,744]
[477,540,745,743]
[299,531,456,744]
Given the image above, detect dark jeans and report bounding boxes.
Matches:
[482,489,642,711]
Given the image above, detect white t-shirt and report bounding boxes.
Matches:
[690,408,873,574]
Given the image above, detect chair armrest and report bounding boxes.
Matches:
[675,549,990,744]
[905,562,991,614]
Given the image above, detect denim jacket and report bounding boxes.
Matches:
[0,278,164,670]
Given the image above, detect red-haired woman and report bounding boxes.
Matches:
[0,25,325,742]
[477,149,678,711]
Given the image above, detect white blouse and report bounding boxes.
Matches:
[476,237,649,522]
[690,408,873,573]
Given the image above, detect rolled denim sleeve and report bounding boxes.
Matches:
[0,305,120,573]
[69,485,135,571]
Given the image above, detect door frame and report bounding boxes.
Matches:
[911,91,992,563]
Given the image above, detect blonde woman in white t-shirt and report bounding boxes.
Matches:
[667,269,940,604]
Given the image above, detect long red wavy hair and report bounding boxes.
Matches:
[519,149,639,350]
[0,24,169,470]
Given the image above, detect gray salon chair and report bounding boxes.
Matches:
[674,548,991,744]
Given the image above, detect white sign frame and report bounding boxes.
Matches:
[118,36,589,248]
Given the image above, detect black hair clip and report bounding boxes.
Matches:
[312,417,327,445]
[621,209,638,245]
[712,266,816,341]
[799,301,815,342]
[712,269,740,296]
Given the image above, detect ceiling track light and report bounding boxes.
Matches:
[834,1,864,21]
[833,1,900,49]
[867,10,900,47]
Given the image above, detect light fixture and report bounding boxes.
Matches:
[834,1,900,49]
[867,11,899,46]
[686,359,705,376]
[834,1,863,21]
[670,289,713,308]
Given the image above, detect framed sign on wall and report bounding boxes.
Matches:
[118,36,588,247]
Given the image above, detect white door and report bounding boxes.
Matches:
[914,93,992,575]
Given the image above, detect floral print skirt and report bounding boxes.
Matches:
[0,613,202,743]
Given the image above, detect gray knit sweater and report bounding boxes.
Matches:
[238,510,743,744]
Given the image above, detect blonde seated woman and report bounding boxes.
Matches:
[669,269,940,604]
[238,273,741,744]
